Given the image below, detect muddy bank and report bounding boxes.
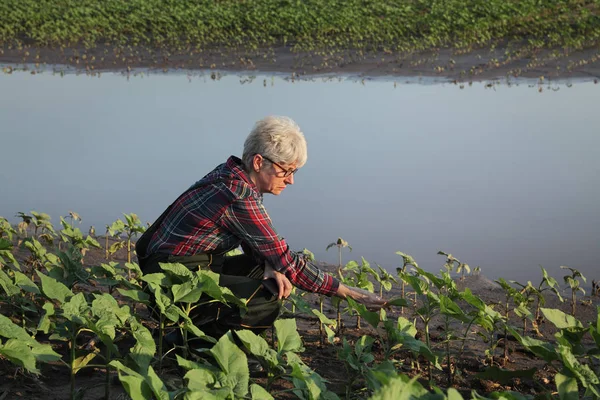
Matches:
[2,44,600,81]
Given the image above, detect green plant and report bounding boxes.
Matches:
[107,213,146,267]
[373,264,397,298]
[59,216,101,262]
[561,266,586,316]
[395,251,418,314]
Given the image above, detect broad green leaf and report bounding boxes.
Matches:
[130,318,156,371]
[142,273,171,287]
[558,345,600,390]
[36,271,74,303]
[0,314,35,343]
[30,342,60,363]
[117,372,153,400]
[250,384,274,400]
[396,317,417,337]
[0,339,38,374]
[556,370,579,400]
[37,302,55,334]
[507,327,558,363]
[117,288,150,304]
[235,330,271,359]
[185,368,218,391]
[541,308,583,329]
[0,269,20,296]
[275,318,304,353]
[172,281,203,303]
[62,293,89,324]
[13,271,40,294]
[210,332,249,397]
[447,388,465,400]
[146,366,170,400]
[160,262,194,280]
[369,375,429,400]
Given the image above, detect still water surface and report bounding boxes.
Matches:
[1,70,599,283]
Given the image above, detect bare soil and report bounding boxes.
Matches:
[1,240,599,399]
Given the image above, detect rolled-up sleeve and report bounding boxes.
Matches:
[219,195,339,296]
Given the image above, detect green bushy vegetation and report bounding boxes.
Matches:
[1,211,599,399]
[1,0,599,51]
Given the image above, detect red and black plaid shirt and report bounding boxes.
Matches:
[147,156,339,296]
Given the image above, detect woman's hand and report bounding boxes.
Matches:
[336,283,388,311]
[263,263,293,300]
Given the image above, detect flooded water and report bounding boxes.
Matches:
[1,68,599,284]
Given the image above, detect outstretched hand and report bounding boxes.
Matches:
[263,263,293,300]
[336,284,388,311]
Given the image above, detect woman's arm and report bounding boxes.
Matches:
[335,283,388,310]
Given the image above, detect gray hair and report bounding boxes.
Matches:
[242,116,307,169]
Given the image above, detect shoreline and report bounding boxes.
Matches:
[2,44,600,82]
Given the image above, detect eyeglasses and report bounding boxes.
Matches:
[262,155,298,177]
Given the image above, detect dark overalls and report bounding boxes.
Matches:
[135,192,282,340]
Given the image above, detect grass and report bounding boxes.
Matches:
[1,0,599,52]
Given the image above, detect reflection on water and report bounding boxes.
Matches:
[1,69,599,283]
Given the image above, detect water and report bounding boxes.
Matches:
[1,68,599,284]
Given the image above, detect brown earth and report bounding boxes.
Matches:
[1,239,599,399]
[1,43,600,82]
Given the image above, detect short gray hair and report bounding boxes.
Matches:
[242,116,307,169]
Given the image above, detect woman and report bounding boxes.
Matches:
[137,116,387,340]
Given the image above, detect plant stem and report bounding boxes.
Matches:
[158,315,164,373]
[319,296,324,346]
[105,346,111,400]
[70,329,76,400]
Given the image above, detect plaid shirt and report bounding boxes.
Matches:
[147,156,339,296]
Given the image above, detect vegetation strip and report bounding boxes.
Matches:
[1,0,600,51]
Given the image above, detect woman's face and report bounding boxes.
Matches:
[252,155,298,195]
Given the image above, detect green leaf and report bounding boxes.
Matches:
[37,302,55,334]
[0,339,38,374]
[541,308,583,329]
[13,271,40,294]
[117,288,150,304]
[62,293,89,324]
[36,271,74,303]
[369,375,429,399]
[275,318,304,353]
[0,314,36,343]
[30,343,61,363]
[130,318,156,371]
[160,262,194,280]
[210,332,249,397]
[0,269,20,296]
[185,368,218,391]
[556,370,579,400]
[347,298,380,329]
[311,309,336,327]
[250,384,274,400]
[146,366,170,400]
[172,281,203,303]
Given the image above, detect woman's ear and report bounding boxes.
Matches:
[252,154,263,172]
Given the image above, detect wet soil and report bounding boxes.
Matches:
[1,239,599,399]
[1,43,600,82]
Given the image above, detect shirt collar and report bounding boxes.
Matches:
[226,156,260,194]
